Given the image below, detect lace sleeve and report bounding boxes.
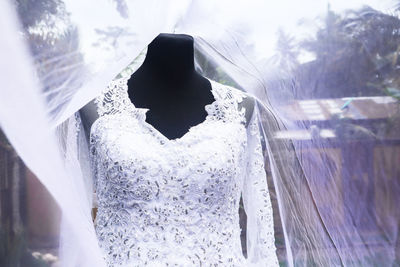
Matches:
[242,103,279,267]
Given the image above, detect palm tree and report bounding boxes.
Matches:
[295,5,400,99]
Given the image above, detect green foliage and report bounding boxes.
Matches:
[13,0,60,29]
[0,227,49,267]
[278,5,400,99]
[13,0,85,120]
[385,87,400,101]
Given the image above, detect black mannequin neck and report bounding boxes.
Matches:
[79,33,252,143]
[127,33,214,140]
[141,33,195,83]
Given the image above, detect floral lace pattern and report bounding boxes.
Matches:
[89,77,279,266]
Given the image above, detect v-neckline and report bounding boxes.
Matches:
[124,77,220,144]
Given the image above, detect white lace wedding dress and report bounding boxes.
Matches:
[89,77,279,267]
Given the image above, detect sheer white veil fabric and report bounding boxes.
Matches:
[1,0,399,266]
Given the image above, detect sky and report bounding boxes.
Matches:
[207,0,397,61]
[61,0,398,69]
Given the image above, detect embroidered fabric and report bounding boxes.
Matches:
[89,77,279,267]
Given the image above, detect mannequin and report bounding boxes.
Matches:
[79,33,255,141]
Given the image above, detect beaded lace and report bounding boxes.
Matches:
[89,77,279,266]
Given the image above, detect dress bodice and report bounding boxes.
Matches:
[89,77,279,267]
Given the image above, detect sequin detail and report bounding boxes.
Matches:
[89,77,279,267]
